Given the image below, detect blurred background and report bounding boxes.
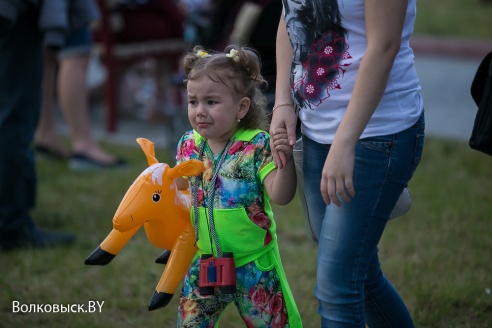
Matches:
[71,0,492,149]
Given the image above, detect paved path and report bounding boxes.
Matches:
[415,54,482,141]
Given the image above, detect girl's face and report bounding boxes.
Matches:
[187,75,249,151]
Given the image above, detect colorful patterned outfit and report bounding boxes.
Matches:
[175,128,302,328]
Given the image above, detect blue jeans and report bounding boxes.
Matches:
[302,113,425,327]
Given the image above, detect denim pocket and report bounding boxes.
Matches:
[358,137,393,155]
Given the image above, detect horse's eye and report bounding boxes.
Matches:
[152,193,161,203]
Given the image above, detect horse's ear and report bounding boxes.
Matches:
[168,159,205,179]
[136,138,159,166]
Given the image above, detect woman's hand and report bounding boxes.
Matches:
[320,140,356,206]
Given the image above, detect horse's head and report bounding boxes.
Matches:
[112,138,204,232]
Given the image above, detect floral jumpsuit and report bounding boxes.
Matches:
[175,128,302,328]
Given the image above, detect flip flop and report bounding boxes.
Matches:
[34,143,69,161]
[69,153,128,171]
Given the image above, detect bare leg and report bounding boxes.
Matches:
[57,54,117,164]
[34,49,69,159]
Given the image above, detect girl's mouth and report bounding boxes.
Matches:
[197,122,211,129]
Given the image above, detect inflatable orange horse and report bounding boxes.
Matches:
[84,138,204,311]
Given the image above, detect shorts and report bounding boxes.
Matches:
[58,26,93,59]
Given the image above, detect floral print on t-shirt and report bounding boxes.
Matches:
[292,31,352,107]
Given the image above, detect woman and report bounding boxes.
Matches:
[270,0,424,327]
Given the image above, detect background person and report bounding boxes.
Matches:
[0,0,98,250]
[35,26,127,170]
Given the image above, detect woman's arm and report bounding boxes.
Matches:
[321,0,409,206]
[270,10,297,169]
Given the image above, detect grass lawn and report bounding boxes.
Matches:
[1,137,491,327]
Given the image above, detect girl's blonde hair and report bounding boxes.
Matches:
[182,45,268,130]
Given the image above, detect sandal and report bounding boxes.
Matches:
[34,143,69,161]
[69,153,128,171]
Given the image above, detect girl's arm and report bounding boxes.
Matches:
[264,128,297,205]
[321,0,408,206]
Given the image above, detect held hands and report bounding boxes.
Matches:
[321,140,356,206]
[272,128,293,164]
[268,101,356,206]
[264,127,297,205]
[269,104,297,168]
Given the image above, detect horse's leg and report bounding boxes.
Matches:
[85,226,140,265]
[148,224,197,311]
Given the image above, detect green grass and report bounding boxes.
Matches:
[1,137,492,327]
[414,0,492,40]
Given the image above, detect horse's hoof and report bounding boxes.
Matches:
[84,246,115,265]
[148,291,173,311]
[154,250,171,264]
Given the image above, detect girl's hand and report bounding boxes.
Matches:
[320,140,356,206]
[272,128,293,161]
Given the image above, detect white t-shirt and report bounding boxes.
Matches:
[283,0,424,144]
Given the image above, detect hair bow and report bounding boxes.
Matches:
[226,49,240,62]
[196,50,211,58]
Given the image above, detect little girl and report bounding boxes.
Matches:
[174,45,302,327]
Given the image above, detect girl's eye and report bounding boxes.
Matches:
[207,100,217,105]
